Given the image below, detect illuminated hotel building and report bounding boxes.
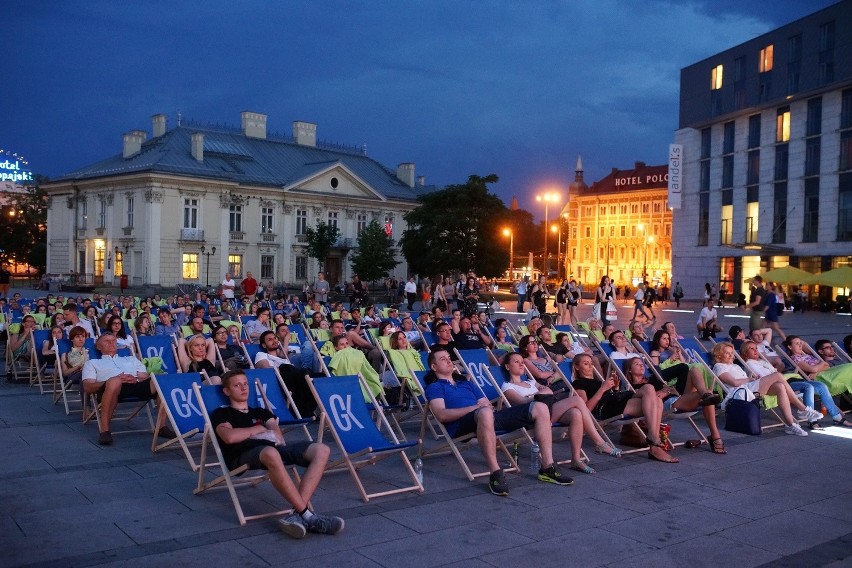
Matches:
[673,1,852,300]
[562,158,672,289]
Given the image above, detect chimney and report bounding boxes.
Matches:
[122,130,147,159]
[191,132,204,162]
[611,167,619,175]
[293,121,317,147]
[416,175,425,187]
[635,161,646,168]
[152,114,167,137]
[396,163,415,187]
[241,111,267,139]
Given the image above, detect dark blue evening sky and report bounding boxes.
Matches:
[0,0,838,214]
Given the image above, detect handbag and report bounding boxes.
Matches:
[605,301,618,321]
[724,387,762,435]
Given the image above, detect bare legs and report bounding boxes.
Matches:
[261,442,330,511]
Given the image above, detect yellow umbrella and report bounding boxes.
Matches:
[812,266,852,288]
[755,266,816,285]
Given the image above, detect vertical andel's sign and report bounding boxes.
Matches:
[667,144,682,210]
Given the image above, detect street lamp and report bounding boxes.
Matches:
[200,244,217,289]
[551,224,561,282]
[536,192,561,277]
[502,228,514,278]
[643,235,654,282]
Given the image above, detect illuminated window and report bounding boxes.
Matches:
[182,253,198,279]
[721,205,733,245]
[711,65,723,90]
[746,201,759,243]
[228,254,243,278]
[759,45,773,72]
[94,241,105,277]
[114,251,123,276]
[776,108,791,142]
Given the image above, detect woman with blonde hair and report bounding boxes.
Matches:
[177,334,221,385]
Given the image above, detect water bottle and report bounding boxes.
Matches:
[413,457,424,486]
[511,441,520,467]
[529,440,541,473]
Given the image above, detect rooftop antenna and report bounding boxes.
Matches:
[177,111,182,126]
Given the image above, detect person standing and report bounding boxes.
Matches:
[746,275,766,332]
[241,271,258,303]
[313,272,330,306]
[516,277,528,314]
[0,265,10,298]
[404,276,417,311]
[221,272,236,301]
[596,275,615,327]
[672,281,684,308]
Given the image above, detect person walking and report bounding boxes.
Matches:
[672,281,684,308]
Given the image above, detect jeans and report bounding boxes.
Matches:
[788,380,841,418]
[517,294,525,313]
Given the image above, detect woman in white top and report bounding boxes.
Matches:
[710,342,818,437]
[499,352,621,474]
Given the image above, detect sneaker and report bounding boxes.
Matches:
[278,513,307,539]
[784,423,808,437]
[489,470,509,496]
[97,431,113,445]
[305,513,345,535]
[538,465,575,486]
[796,407,823,422]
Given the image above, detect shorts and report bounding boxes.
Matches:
[235,440,313,470]
[118,378,156,400]
[450,401,535,438]
[749,311,763,331]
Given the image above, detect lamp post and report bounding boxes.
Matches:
[536,192,560,277]
[551,223,561,282]
[643,235,654,282]
[200,244,217,289]
[502,228,514,279]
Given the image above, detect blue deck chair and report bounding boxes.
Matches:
[137,335,179,374]
[307,374,423,501]
[30,329,54,393]
[421,331,437,349]
[53,338,81,414]
[83,339,156,433]
[192,382,300,526]
[242,343,261,368]
[151,372,208,469]
[417,371,523,481]
[455,348,498,397]
[244,368,313,441]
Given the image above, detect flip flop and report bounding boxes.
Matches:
[570,460,596,474]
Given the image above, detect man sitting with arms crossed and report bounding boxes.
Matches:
[424,350,572,496]
[244,307,272,342]
[81,334,155,445]
[255,331,316,418]
[211,370,343,539]
[749,328,785,372]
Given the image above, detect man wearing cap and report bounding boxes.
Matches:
[729,325,747,352]
[746,275,766,332]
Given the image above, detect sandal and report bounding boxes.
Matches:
[807,421,825,430]
[594,443,622,457]
[570,460,596,474]
[647,440,679,463]
[832,417,852,428]
[700,392,722,407]
[710,437,727,454]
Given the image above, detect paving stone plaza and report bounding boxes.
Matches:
[2,291,851,568]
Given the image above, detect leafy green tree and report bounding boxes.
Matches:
[399,174,510,278]
[304,221,340,271]
[0,174,48,272]
[350,220,400,283]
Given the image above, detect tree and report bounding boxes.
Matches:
[350,221,400,283]
[0,174,48,273]
[304,221,340,271]
[399,174,510,278]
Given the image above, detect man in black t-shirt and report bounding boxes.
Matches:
[747,275,766,332]
[210,370,343,539]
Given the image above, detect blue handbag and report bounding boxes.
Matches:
[724,387,762,435]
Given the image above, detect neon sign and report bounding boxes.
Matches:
[0,149,33,183]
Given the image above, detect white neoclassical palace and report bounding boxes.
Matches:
[43,112,433,289]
